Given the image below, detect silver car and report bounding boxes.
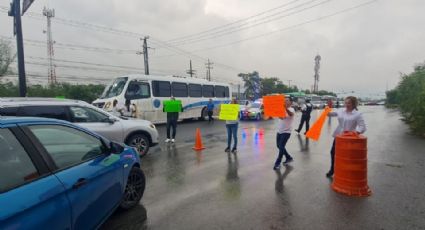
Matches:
[0,98,159,156]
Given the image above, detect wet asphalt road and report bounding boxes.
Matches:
[102,107,425,230]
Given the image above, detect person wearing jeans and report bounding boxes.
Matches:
[225,99,239,153]
[274,98,295,170]
[207,99,215,123]
[163,97,183,143]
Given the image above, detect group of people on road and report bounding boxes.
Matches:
[113,95,366,177]
[270,96,366,177]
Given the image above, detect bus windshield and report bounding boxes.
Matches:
[101,77,128,99]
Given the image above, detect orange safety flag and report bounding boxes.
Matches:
[263,95,286,118]
[306,107,332,141]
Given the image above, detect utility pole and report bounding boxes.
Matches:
[288,80,292,88]
[8,0,27,96]
[43,7,56,84]
[313,54,321,93]
[136,36,151,75]
[205,59,213,81]
[186,60,196,77]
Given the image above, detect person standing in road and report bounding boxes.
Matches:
[326,96,366,177]
[111,99,122,117]
[295,99,313,135]
[122,99,137,118]
[274,98,295,170]
[163,97,183,143]
[207,99,215,123]
[225,99,239,153]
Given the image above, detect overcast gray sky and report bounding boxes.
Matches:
[1,0,424,98]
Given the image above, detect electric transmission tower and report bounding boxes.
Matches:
[186,60,196,77]
[205,59,213,81]
[43,7,56,84]
[313,54,321,93]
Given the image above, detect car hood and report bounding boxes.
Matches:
[245,108,261,113]
[118,117,154,130]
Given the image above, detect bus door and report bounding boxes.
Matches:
[124,80,153,120]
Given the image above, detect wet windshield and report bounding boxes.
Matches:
[251,103,261,109]
[101,77,128,99]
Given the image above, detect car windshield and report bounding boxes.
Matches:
[101,77,128,99]
[251,103,261,108]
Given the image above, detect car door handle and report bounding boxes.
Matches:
[72,178,87,189]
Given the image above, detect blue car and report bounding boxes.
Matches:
[0,117,146,230]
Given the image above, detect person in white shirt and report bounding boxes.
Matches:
[274,98,295,170]
[121,99,137,118]
[111,99,122,117]
[326,96,367,177]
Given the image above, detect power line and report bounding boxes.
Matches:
[186,0,377,53]
[0,35,139,54]
[166,0,303,43]
[1,6,248,73]
[169,0,332,46]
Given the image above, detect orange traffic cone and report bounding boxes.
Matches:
[306,107,332,141]
[192,128,206,151]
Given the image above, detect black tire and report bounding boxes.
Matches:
[126,134,150,156]
[199,107,207,121]
[120,167,146,210]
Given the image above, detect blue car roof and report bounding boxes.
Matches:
[0,116,76,129]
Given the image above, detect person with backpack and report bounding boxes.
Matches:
[295,99,313,135]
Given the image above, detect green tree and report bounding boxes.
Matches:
[386,62,425,135]
[0,39,15,77]
[238,71,261,99]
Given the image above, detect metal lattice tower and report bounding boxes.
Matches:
[205,59,213,81]
[43,7,56,84]
[313,54,321,93]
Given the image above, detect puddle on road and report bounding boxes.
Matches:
[385,163,403,168]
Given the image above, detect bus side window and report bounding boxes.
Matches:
[152,81,171,97]
[224,87,230,98]
[202,85,214,98]
[189,84,202,97]
[214,86,225,98]
[172,82,188,97]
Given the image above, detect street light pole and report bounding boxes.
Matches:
[9,0,27,96]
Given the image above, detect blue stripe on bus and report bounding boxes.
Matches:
[183,100,230,110]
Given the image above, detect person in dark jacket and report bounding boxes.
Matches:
[163,97,183,143]
[295,99,313,135]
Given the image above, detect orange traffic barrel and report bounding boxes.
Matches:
[331,131,371,197]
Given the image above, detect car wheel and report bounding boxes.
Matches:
[120,167,146,210]
[126,134,150,156]
[199,107,207,121]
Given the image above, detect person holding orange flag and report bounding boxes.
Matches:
[273,98,295,170]
[326,96,367,177]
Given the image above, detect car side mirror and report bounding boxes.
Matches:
[106,117,118,124]
[109,141,125,154]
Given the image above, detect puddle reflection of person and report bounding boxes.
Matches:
[222,153,241,200]
[275,165,293,193]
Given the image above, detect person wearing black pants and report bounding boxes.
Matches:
[326,96,366,177]
[295,99,313,135]
[274,98,295,170]
[207,99,214,123]
[164,97,183,143]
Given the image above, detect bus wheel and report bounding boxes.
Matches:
[199,108,207,121]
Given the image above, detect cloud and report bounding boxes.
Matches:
[1,0,424,98]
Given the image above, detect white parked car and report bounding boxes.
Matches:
[0,98,159,156]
